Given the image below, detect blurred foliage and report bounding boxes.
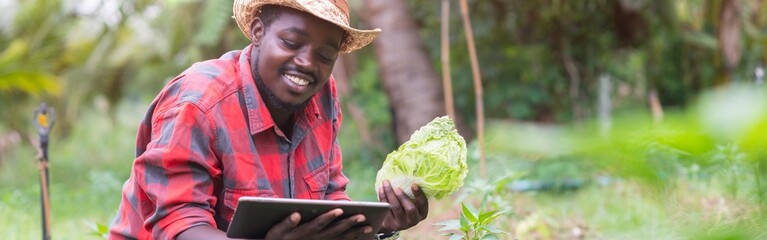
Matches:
[480,84,767,204]
[435,202,507,240]
[445,85,767,239]
[339,57,396,164]
[0,0,248,136]
[2,0,767,238]
[409,0,767,125]
[3,0,766,162]
[577,85,767,191]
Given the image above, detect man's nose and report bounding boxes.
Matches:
[293,49,316,70]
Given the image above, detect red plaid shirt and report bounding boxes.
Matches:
[109,45,350,239]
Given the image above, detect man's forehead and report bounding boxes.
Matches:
[268,8,344,49]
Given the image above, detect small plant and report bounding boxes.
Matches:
[456,172,521,210]
[85,221,109,239]
[435,202,507,240]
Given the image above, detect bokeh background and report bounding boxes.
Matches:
[2,0,767,239]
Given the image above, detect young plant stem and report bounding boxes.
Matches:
[441,0,455,120]
[459,0,486,178]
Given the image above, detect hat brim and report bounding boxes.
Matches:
[234,0,381,53]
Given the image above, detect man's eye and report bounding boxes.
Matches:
[318,53,334,62]
[282,40,299,49]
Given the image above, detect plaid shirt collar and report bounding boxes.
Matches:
[237,44,322,135]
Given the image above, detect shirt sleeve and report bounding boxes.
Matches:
[324,82,350,201]
[133,102,221,239]
[325,138,350,201]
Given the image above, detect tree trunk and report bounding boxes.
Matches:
[717,0,741,85]
[362,0,445,144]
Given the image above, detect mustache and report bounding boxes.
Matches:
[280,65,318,83]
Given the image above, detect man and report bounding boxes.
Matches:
[109,0,428,239]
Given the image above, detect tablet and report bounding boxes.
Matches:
[226,197,391,239]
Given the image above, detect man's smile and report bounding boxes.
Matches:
[282,72,315,95]
[285,74,310,86]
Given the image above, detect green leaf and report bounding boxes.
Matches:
[459,210,471,232]
[479,225,506,235]
[0,71,60,96]
[449,234,466,240]
[84,221,109,238]
[461,202,478,223]
[480,234,500,240]
[435,219,461,226]
[193,1,233,46]
[681,31,717,50]
[0,40,28,66]
[493,173,521,193]
[435,219,462,232]
[479,192,489,211]
[478,209,506,225]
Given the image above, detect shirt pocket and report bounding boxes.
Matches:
[303,163,330,199]
[222,188,277,222]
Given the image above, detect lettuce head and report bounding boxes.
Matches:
[375,116,468,200]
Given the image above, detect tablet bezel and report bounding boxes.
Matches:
[226,197,391,239]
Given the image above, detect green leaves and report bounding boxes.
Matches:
[0,72,60,96]
[85,221,109,239]
[435,202,507,240]
[193,1,233,46]
[0,40,60,97]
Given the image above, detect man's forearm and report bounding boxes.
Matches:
[176,225,230,240]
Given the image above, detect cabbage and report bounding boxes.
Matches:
[375,116,468,200]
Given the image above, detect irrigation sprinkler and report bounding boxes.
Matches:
[33,103,54,240]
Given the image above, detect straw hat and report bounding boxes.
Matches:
[233,0,381,53]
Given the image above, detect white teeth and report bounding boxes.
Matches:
[285,75,309,86]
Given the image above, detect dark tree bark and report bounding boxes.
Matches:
[362,0,445,144]
[717,0,741,85]
[612,0,648,49]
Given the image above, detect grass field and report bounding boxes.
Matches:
[1,100,766,239]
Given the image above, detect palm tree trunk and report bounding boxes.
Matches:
[362,0,445,144]
[716,0,741,85]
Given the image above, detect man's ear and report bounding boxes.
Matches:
[250,18,264,47]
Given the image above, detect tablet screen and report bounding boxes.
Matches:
[226,197,391,239]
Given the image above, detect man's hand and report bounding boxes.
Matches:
[377,180,429,232]
[264,209,373,240]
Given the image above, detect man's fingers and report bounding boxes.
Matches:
[280,212,301,229]
[383,180,404,218]
[265,212,301,238]
[378,184,387,202]
[320,214,367,236]
[393,186,420,222]
[290,212,301,225]
[309,208,343,230]
[411,184,429,218]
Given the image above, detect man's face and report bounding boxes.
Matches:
[250,7,344,112]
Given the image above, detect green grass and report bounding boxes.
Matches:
[0,102,138,239]
[0,100,387,239]
[397,114,767,240]
[2,96,767,239]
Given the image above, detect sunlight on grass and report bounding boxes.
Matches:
[2,86,767,239]
[396,86,767,239]
[0,100,141,239]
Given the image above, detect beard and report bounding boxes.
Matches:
[252,54,308,113]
